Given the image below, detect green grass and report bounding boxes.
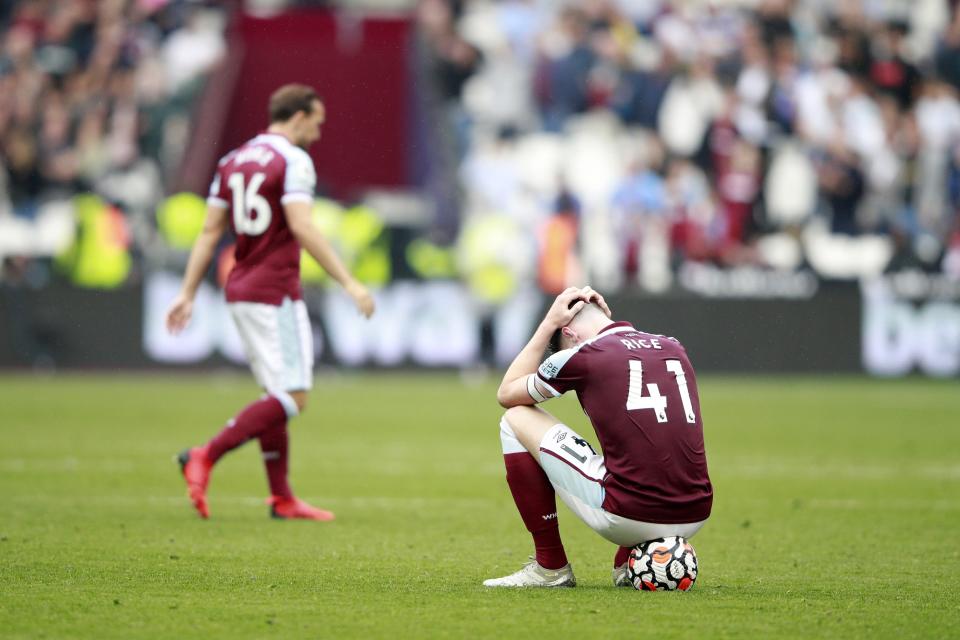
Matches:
[0,373,958,639]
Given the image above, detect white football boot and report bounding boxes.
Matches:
[483,559,576,588]
[612,563,632,587]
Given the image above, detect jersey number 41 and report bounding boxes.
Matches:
[626,359,697,424]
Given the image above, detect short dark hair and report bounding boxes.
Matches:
[268,84,320,123]
[548,328,563,356]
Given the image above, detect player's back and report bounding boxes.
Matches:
[538,322,713,523]
[207,133,316,305]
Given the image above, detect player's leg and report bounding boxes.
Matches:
[524,415,652,588]
[612,545,633,586]
[502,404,557,463]
[178,387,292,519]
[177,300,305,518]
[256,389,308,503]
[179,398,294,519]
[257,389,307,504]
[509,407,711,588]
[208,300,296,465]
[483,405,575,588]
[258,299,333,521]
[288,390,308,413]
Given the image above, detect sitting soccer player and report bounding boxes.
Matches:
[485,286,712,587]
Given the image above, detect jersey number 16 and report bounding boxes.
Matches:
[228,172,272,236]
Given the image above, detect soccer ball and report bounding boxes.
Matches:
[627,536,698,591]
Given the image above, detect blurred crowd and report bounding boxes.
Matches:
[418,0,960,290]
[4,0,960,296]
[0,0,225,285]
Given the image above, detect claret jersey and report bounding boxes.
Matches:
[535,322,713,524]
[207,133,316,305]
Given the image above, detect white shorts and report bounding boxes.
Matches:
[538,423,707,547]
[228,298,314,395]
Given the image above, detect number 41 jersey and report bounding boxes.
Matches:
[207,133,316,305]
[536,322,713,524]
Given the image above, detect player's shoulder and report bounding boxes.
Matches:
[287,143,313,165]
[646,331,685,351]
[288,150,316,188]
[217,135,272,167]
[256,133,311,167]
[216,147,240,168]
[538,343,588,379]
[286,148,315,183]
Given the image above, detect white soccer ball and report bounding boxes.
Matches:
[627,536,698,591]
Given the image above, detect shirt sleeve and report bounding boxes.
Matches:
[535,347,588,397]
[282,149,316,204]
[207,168,228,208]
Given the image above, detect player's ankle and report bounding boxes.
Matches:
[534,549,568,570]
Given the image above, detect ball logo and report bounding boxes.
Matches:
[651,546,672,565]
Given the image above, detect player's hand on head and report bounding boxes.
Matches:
[165,294,193,334]
[579,285,612,318]
[544,287,586,329]
[347,280,375,318]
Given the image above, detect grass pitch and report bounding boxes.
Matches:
[0,373,958,639]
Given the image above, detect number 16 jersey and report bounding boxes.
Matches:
[535,322,713,524]
[207,133,317,306]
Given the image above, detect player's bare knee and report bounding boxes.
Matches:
[499,412,527,455]
[503,405,536,425]
[505,405,556,432]
[501,406,526,437]
[290,391,308,413]
[502,406,550,456]
[501,406,535,435]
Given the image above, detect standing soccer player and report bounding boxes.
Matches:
[485,286,712,587]
[166,84,375,521]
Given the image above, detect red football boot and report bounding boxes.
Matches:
[177,446,212,519]
[268,496,335,521]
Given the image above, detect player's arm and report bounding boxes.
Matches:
[166,204,229,334]
[496,287,586,408]
[284,201,375,318]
